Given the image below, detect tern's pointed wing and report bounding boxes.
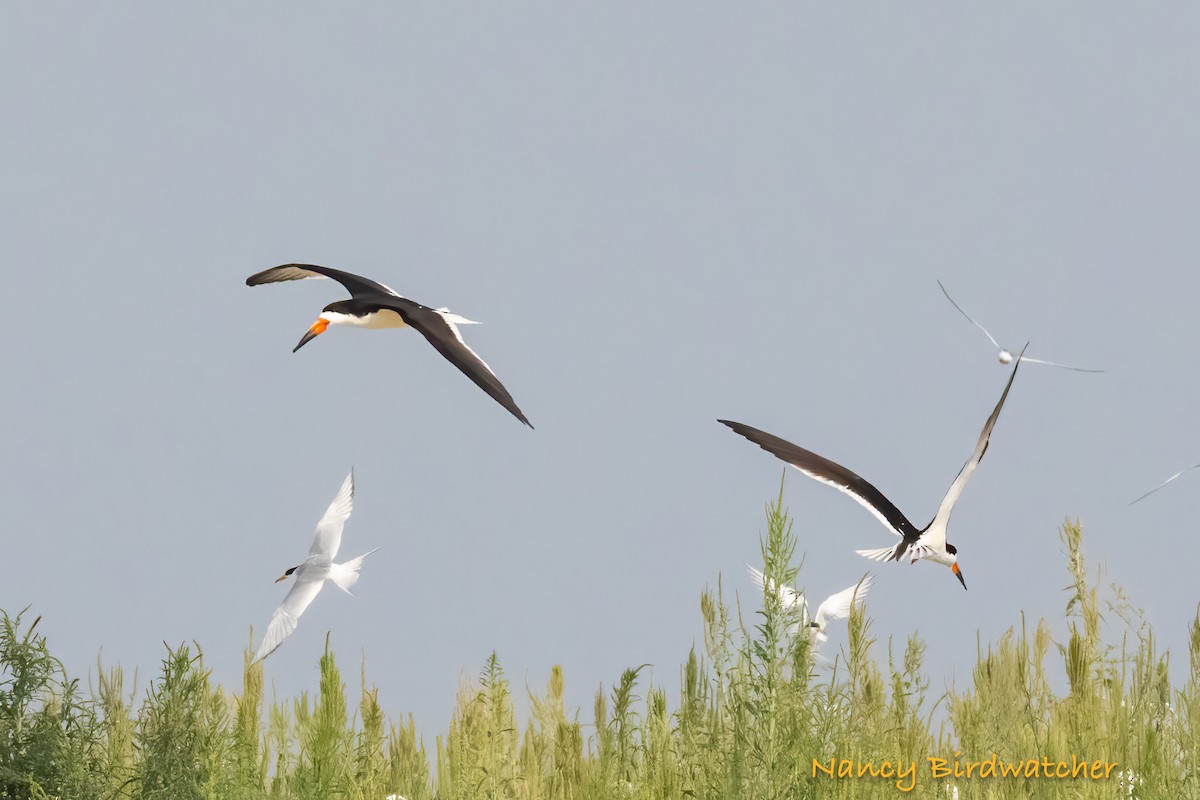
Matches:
[383,298,532,428]
[253,573,326,662]
[1130,463,1200,505]
[746,565,807,615]
[812,574,873,631]
[309,471,354,560]
[927,345,1025,546]
[1018,356,1104,374]
[246,264,403,298]
[938,280,1002,351]
[720,420,921,540]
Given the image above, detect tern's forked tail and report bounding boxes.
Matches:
[435,308,480,326]
[857,544,903,563]
[328,547,380,595]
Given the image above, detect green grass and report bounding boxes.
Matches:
[2,483,1198,799]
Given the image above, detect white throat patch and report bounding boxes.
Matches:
[321,309,408,330]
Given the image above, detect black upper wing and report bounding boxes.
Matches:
[246,264,400,298]
[383,297,532,428]
[719,419,920,540]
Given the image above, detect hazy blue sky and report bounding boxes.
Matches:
[3,5,1199,736]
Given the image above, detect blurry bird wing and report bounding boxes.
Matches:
[253,574,326,662]
[310,471,355,560]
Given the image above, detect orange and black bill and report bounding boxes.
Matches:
[293,318,328,352]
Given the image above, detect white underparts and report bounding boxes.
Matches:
[321,309,408,330]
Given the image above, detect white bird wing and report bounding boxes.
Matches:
[746,565,807,615]
[1018,356,1104,374]
[812,574,874,631]
[927,346,1025,549]
[253,572,326,662]
[309,471,354,561]
[1130,463,1200,505]
[938,280,1002,351]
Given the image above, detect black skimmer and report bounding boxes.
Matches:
[1129,463,1200,505]
[938,280,1103,373]
[246,264,532,427]
[720,347,1026,590]
[747,566,873,646]
[254,471,379,662]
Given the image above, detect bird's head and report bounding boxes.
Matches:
[294,301,360,352]
[947,543,966,590]
[275,566,299,583]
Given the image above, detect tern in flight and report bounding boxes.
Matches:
[747,566,873,646]
[938,280,1102,373]
[253,470,378,663]
[1129,463,1200,505]
[246,264,532,427]
[720,347,1026,590]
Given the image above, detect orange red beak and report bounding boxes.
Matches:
[951,562,967,590]
[293,318,328,352]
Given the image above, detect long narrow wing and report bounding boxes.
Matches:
[812,574,874,631]
[747,565,807,616]
[1018,356,1104,374]
[252,574,325,662]
[927,345,1026,546]
[937,280,1002,350]
[385,298,532,428]
[309,471,355,560]
[1130,463,1200,505]
[246,264,403,298]
[719,420,921,540]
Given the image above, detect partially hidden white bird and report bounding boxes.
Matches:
[747,566,873,646]
[253,470,378,663]
[720,346,1027,591]
[938,280,1103,373]
[1130,463,1200,505]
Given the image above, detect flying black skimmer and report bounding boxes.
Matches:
[720,347,1026,590]
[246,264,532,427]
[254,470,379,663]
[938,280,1103,373]
[1129,463,1200,505]
[747,566,873,646]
